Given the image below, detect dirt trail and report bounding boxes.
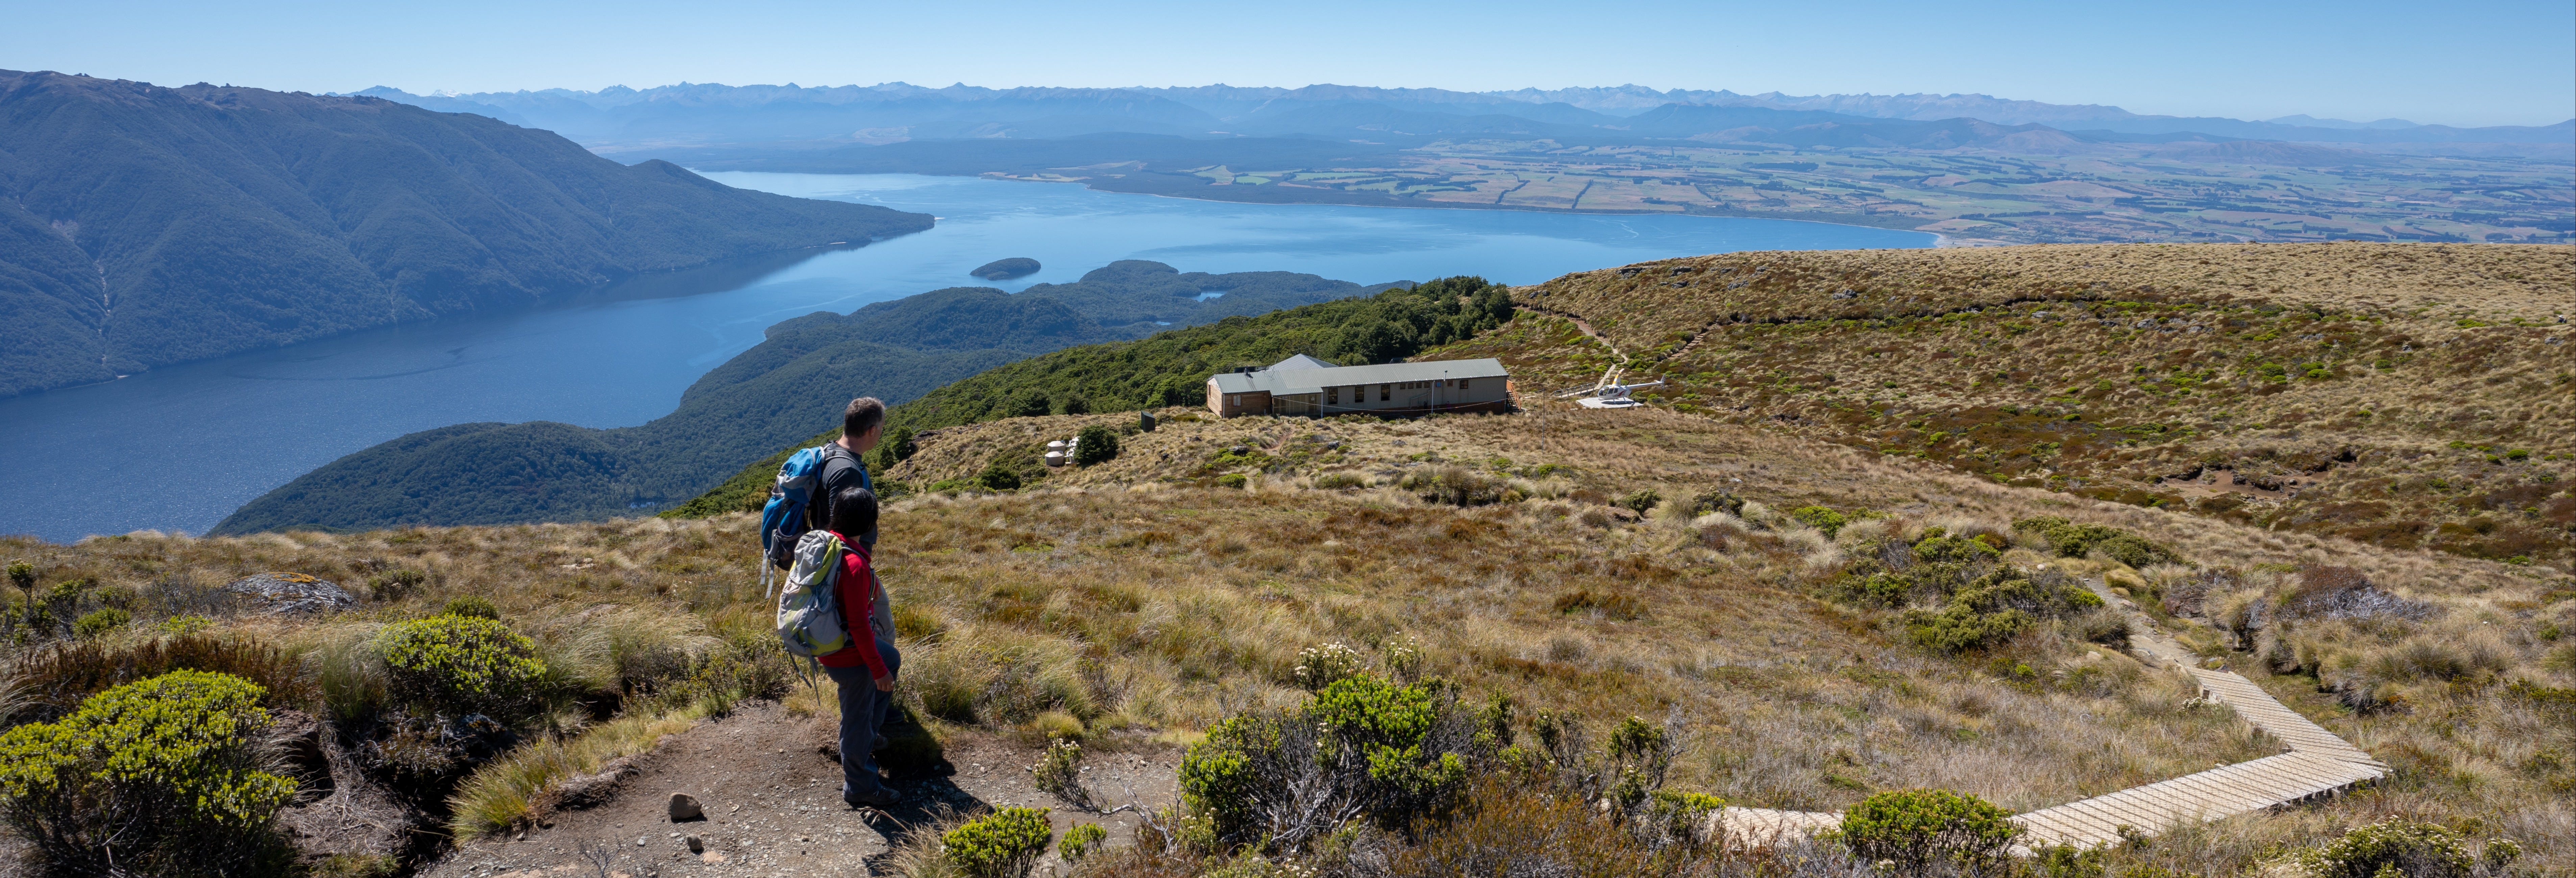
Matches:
[418,703,1178,878]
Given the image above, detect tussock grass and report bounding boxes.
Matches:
[5,384,2570,872]
[447,707,702,839]
[1459,242,2576,566]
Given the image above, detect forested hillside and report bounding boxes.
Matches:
[214,262,1401,533]
[0,70,933,397]
[674,276,1515,516]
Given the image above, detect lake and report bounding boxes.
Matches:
[0,173,1933,543]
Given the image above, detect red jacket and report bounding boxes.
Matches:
[816,537,890,678]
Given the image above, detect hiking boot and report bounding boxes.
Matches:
[843,786,898,808]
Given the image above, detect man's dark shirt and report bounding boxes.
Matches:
[811,443,878,548]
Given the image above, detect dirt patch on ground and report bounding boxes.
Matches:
[417,702,1178,877]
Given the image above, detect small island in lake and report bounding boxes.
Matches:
[971,257,1041,280]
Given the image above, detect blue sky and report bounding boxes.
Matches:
[8,0,2571,127]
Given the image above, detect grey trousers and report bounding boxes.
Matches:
[820,638,901,801]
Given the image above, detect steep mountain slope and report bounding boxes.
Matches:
[213,262,1403,533]
[0,71,933,397]
[1456,242,2575,566]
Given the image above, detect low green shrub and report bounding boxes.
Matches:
[1215,473,1249,490]
[0,670,299,877]
[1900,567,2102,654]
[442,595,501,620]
[1310,471,1369,490]
[376,615,547,721]
[2013,516,2180,567]
[1182,673,1476,853]
[1603,715,1675,815]
[1640,789,1724,851]
[1072,425,1121,466]
[1912,534,2000,564]
[1058,822,1107,863]
[71,607,129,639]
[2295,818,2494,878]
[1618,489,1663,515]
[1835,788,2017,871]
[941,806,1053,878]
[1309,675,1468,807]
[978,460,1024,491]
[1790,505,1849,537]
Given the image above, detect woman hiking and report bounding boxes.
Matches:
[819,485,901,807]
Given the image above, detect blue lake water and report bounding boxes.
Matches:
[0,173,1932,542]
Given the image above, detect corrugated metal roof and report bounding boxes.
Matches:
[1209,372,1263,394]
[1208,358,1509,396]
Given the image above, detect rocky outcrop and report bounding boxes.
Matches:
[224,573,355,614]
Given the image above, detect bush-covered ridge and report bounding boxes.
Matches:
[0,70,934,398]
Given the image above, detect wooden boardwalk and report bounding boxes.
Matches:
[2184,668,2383,768]
[2010,751,2384,847]
[1713,582,2383,851]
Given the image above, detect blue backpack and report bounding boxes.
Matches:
[759,444,867,594]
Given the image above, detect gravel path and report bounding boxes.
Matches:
[418,703,1178,878]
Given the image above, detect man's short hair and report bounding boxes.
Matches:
[843,397,885,439]
[830,487,878,538]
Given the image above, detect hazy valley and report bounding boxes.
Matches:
[359,81,2574,247]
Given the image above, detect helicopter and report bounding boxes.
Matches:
[1576,378,1665,409]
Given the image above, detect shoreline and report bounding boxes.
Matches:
[997,172,1951,239]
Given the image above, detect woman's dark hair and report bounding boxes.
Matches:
[829,486,878,538]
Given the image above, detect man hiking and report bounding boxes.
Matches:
[818,484,901,807]
[820,397,884,549]
[769,396,898,806]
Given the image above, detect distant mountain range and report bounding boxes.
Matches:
[0,71,933,398]
[213,261,1408,533]
[350,81,2575,152]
